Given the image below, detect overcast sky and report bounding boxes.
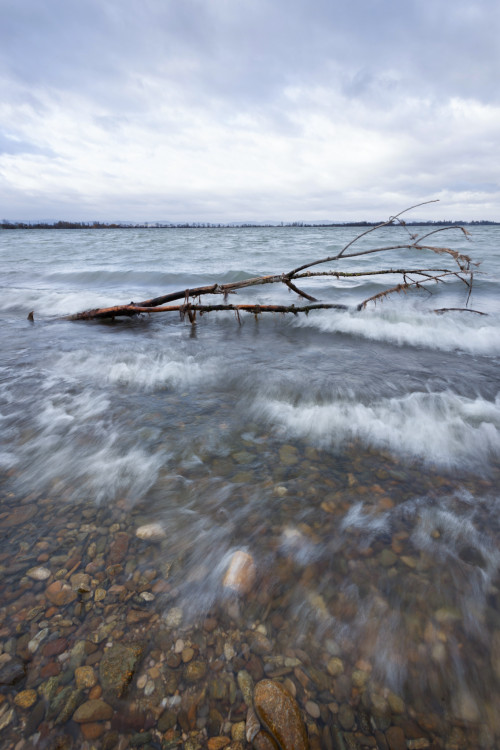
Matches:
[1,0,499,222]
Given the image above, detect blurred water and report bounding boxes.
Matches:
[1,225,500,744]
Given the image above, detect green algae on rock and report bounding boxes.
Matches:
[99,643,144,698]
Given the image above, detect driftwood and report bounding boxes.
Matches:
[65,202,479,323]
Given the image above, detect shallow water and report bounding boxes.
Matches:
[1,225,500,748]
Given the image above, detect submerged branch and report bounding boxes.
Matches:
[60,202,480,322]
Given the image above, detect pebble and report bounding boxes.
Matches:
[165,607,183,628]
[26,566,51,581]
[135,523,166,541]
[326,657,344,677]
[222,550,256,595]
[13,689,38,709]
[75,666,97,689]
[45,580,77,606]
[73,699,114,723]
[305,700,320,718]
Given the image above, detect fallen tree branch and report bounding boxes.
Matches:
[60,202,480,322]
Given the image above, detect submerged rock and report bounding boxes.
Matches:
[135,523,166,541]
[45,580,77,606]
[223,551,256,595]
[253,679,309,750]
[100,643,144,698]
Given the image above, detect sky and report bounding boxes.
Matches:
[0,0,499,223]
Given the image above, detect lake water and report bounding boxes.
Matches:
[1,225,500,749]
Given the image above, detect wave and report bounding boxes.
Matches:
[256,390,500,469]
[295,307,500,355]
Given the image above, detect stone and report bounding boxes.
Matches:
[385,726,406,750]
[338,703,355,730]
[305,701,320,719]
[108,532,130,564]
[279,445,299,466]
[231,721,246,741]
[387,692,405,715]
[135,523,166,541]
[222,551,256,595]
[237,670,254,705]
[158,708,177,732]
[326,657,343,677]
[26,566,51,581]
[207,739,231,750]
[73,699,114,722]
[184,660,207,683]
[0,657,25,685]
[253,730,280,750]
[81,722,106,740]
[14,689,38,709]
[45,580,77,606]
[254,679,309,750]
[75,666,97,689]
[43,637,68,657]
[100,642,144,698]
[165,606,183,628]
[70,572,91,593]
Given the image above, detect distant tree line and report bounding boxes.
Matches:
[1,219,499,230]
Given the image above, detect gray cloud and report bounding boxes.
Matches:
[0,0,499,220]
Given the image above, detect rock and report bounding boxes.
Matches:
[0,704,15,732]
[223,551,256,595]
[45,580,77,606]
[253,731,280,750]
[75,666,97,689]
[14,689,38,709]
[43,637,69,657]
[246,706,260,742]
[100,642,144,698]
[26,566,51,581]
[387,692,405,715]
[165,606,184,628]
[237,669,254,705]
[23,699,46,738]
[305,701,320,719]
[135,523,166,541]
[184,660,207,683]
[254,679,309,750]
[279,445,299,466]
[385,726,406,750]
[81,722,106,740]
[55,688,85,725]
[73,699,114,722]
[158,708,177,732]
[108,532,130,565]
[231,721,246,741]
[207,739,231,750]
[95,587,107,602]
[70,572,91,593]
[326,657,343,677]
[338,703,355,730]
[0,657,25,685]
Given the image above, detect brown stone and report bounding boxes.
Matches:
[386,726,406,750]
[45,580,77,607]
[40,661,61,678]
[89,685,102,700]
[253,732,280,750]
[81,722,106,740]
[75,666,97,689]
[254,679,309,750]
[73,699,114,723]
[207,738,231,750]
[222,551,256,595]
[42,637,68,657]
[14,689,38,709]
[108,533,130,565]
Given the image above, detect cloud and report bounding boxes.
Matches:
[0,0,499,220]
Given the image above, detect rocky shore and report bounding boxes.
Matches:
[0,439,499,750]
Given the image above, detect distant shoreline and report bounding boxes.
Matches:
[2,220,499,230]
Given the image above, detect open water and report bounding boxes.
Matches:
[1,225,500,748]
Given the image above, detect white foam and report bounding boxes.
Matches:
[51,349,221,391]
[296,307,500,356]
[257,391,500,468]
